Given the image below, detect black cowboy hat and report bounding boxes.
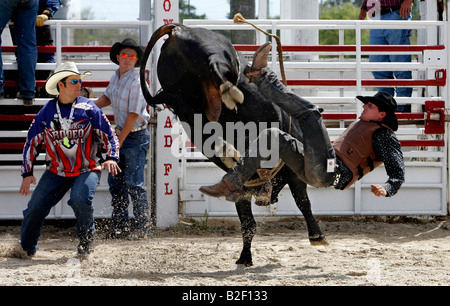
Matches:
[356,91,398,131]
[109,38,144,67]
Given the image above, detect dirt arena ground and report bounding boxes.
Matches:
[0,216,448,286]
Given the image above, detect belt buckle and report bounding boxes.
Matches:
[114,126,121,135]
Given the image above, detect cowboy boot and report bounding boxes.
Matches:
[244,42,272,83]
[199,178,244,202]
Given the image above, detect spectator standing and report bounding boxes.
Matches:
[96,39,151,240]
[358,0,415,112]
[0,0,38,105]
[16,62,121,258]
[8,0,61,98]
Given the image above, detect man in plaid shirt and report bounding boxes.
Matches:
[359,0,415,111]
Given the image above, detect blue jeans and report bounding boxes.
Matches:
[369,10,412,107]
[109,129,150,234]
[0,0,38,98]
[20,170,101,255]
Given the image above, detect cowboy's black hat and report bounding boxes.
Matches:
[356,91,398,131]
[109,38,144,67]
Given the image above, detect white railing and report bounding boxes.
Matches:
[0,20,153,219]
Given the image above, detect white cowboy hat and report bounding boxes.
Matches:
[45,62,91,96]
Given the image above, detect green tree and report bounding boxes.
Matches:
[179,0,206,23]
[73,7,138,45]
[319,2,367,45]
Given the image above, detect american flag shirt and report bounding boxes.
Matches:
[22,96,120,178]
[361,0,414,10]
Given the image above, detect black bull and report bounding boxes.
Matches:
[140,24,328,266]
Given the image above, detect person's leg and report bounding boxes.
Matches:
[369,28,395,96]
[122,130,151,236]
[0,0,15,97]
[252,67,335,179]
[20,170,71,255]
[68,171,101,254]
[13,0,38,101]
[200,127,336,201]
[253,67,317,120]
[108,161,130,236]
[384,10,412,103]
[386,27,412,101]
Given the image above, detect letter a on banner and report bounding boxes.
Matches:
[154,0,180,229]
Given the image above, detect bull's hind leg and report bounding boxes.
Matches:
[288,174,329,246]
[235,198,255,266]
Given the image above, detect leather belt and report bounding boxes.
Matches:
[380,6,401,15]
[115,124,147,136]
[370,6,401,17]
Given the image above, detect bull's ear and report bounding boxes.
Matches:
[202,81,222,122]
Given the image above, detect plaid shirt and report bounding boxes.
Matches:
[361,0,414,10]
[104,68,150,130]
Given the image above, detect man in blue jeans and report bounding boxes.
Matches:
[16,62,121,259]
[0,0,38,105]
[359,0,415,112]
[96,39,151,240]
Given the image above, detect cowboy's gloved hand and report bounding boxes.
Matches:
[36,10,50,27]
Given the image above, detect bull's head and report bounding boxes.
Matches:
[140,24,244,122]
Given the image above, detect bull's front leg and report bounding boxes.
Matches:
[288,174,329,246]
[234,197,255,267]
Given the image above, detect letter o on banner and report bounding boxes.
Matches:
[164,0,171,12]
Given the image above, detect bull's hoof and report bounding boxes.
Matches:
[236,249,253,267]
[309,234,329,246]
[236,257,253,267]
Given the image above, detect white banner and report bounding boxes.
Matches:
[154,0,180,228]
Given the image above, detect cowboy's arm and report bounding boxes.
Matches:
[373,129,405,197]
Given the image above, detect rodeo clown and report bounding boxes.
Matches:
[16,62,121,259]
[200,42,405,201]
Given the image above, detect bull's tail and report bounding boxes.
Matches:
[139,23,181,106]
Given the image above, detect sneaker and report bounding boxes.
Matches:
[77,240,92,259]
[23,97,34,106]
[16,92,34,106]
[10,243,34,259]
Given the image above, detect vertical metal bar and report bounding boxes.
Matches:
[56,21,62,65]
[271,20,277,72]
[446,3,450,214]
[354,20,362,215]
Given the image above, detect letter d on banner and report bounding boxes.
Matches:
[155,0,180,228]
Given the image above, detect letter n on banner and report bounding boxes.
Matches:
[154,0,179,229]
